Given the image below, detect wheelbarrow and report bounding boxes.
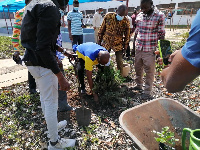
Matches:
[119,98,200,150]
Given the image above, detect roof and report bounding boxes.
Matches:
[0,0,112,12]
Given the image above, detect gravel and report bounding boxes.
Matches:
[0,58,200,150]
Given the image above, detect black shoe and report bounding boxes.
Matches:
[141,93,153,100]
[29,89,38,94]
[131,86,142,91]
[81,89,86,94]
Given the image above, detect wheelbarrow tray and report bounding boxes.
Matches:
[119,98,200,150]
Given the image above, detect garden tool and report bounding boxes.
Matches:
[75,87,91,126]
[182,128,200,150]
[67,53,91,126]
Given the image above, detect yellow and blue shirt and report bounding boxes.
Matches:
[74,42,108,71]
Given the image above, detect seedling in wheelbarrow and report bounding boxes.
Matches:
[153,126,179,150]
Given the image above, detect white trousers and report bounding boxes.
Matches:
[27,66,59,142]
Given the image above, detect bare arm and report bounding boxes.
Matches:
[56,72,71,91]
[124,20,130,50]
[86,70,93,92]
[67,20,73,41]
[161,50,200,93]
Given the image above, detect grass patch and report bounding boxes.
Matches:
[0,36,24,59]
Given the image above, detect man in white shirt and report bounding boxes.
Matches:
[126,14,133,58]
[93,7,103,43]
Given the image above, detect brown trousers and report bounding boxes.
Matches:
[94,27,100,43]
[135,50,156,94]
[115,50,123,74]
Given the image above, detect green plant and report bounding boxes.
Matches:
[0,36,24,59]
[93,61,125,106]
[153,126,179,150]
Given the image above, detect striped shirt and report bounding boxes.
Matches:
[67,10,83,35]
[135,8,165,52]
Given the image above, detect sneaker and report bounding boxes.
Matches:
[47,120,67,138]
[141,93,153,100]
[48,138,76,150]
[57,120,67,132]
[29,88,38,94]
[80,89,86,94]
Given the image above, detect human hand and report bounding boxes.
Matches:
[81,24,86,28]
[13,51,22,64]
[168,50,180,63]
[97,41,101,46]
[93,92,99,102]
[56,72,71,91]
[69,33,73,41]
[57,58,63,68]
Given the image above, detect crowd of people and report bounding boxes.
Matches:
[11,0,200,149]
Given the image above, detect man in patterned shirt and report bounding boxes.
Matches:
[133,0,165,99]
[12,0,37,94]
[98,4,130,74]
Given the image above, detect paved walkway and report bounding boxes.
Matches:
[0,42,72,89]
[0,57,72,89]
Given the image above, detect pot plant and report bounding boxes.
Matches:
[153,126,179,150]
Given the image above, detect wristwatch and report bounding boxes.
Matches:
[62,48,66,54]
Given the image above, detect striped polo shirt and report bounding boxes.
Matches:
[67,10,83,35]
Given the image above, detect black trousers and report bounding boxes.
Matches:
[72,35,83,46]
[77,58,85,90]
[126,44,131,57]
[28,71,36,90]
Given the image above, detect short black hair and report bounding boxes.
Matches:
[25,0,29,5]
[117,4,127,12]
[73,0,79,4]
[141,0,153,5]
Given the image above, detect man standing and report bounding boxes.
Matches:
[93,7,103,43]
[12,1,37,94]
[67,0,85,46]
[133,0,165,99]
[98,4,130,74]
[20,0,75,149]
[131,9,137,56]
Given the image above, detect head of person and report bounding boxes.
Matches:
[52,0,69,10]
[73,0,79,11]
[98,7,103,14]
[25,0,31,5]
[116,4,128,21]
[140,0,154,15]
[133,8,137,14]
[98,51,110,65]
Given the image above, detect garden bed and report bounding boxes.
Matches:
[0,57,200,149]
